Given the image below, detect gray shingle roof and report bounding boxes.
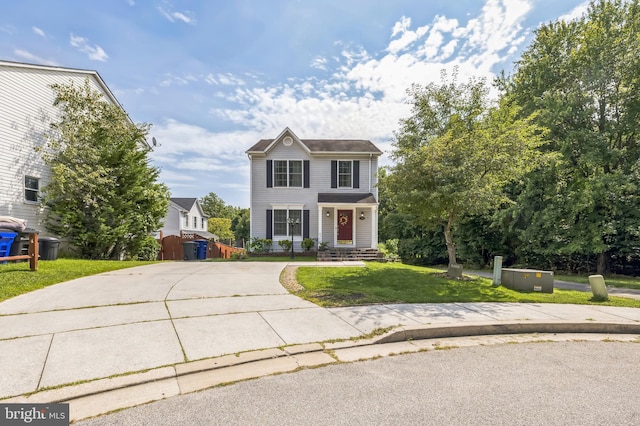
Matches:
[317,193,378,204]
[171,198,197,211]
[246,138,382,154]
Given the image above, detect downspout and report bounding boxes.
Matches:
[368,153,372,194]
[248,154,253,244]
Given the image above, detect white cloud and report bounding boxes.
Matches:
[32,27,46,38]
[558,1,589,22]
[158,6,195,24]
[13,49,58,66]
[160,73,197,87]
[69,34,108,61]
[311,56,328,70]
[148,0,540,201]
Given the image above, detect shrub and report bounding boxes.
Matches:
[230,251,247,260]
[278,239,292,252]
[249,238,272,253]
[302,238,315,251]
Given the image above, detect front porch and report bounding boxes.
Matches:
[317,193,378,250]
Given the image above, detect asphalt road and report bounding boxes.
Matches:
[78,341,640,425]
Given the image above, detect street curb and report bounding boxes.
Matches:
[6,321,640,421]
[374,320,640,344]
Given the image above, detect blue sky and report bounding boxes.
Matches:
[0,0,589,208]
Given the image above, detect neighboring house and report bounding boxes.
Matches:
[159,198,216,239]
[246,127,382,252]
[0,60,123,235]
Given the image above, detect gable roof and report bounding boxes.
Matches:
[0,60,122,109]
[170,198,210,219]
[171,197,198,211]
[246,127,382,155]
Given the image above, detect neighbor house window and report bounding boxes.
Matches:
[338,161,352,188]
[273,209,302,236]
[202,217,206,229]
[274,160,303,188]
[193,216,197,229]
[184,215,189,227]
[24,176,39,202]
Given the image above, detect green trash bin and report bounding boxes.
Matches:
[182,241,198,261]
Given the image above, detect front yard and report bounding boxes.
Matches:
[291,262,640,308]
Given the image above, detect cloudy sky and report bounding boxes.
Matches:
[1,0,589,208]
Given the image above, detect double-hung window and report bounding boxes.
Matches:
[193,216,197,229]
[273,209,302,237]
[274,160,303,188]
[24,176,39,203]
[201,217,206,229]
[184,215,189,227]
[338,161,352,188]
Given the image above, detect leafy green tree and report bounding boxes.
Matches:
[200,192,238,219]
[208,217,234,243]
[388,70,545,274]
[231,208,250,246]
[505,0,640,273]
[40,79,169,259]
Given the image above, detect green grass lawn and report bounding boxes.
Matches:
[554,273,640,290]
[294,262,640,308]
[0,259,158,302]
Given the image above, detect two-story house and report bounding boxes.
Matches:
[0,60,122,236]
[246,128,382,253]
[158,198,215,239]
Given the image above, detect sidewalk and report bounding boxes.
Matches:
[1,261,639,421]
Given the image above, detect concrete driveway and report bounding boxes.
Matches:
[0,261,365,399]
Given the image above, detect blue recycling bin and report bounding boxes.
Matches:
[195,239,208,260]
[0,231,17,264]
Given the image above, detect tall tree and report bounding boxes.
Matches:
[208,217,234,243]
[41,79,169,259]
[506,0,640,273]
[231,208,250,247]
[388,70,545,275]
[200,192,238,219]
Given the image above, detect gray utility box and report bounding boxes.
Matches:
[501,268,554,293]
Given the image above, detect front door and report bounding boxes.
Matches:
[337,210,353,245]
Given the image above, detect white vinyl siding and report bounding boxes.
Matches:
[249,136,380,248]
[0,62,115,236]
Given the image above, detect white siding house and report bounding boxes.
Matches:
[246,127,382,252]
[0,60,122,236]
[158,198,215,239]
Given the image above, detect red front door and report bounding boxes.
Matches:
[337,210,353,244]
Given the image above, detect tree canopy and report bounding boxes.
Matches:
[503,0,640,273]
[388,70,545,271]
[41,79,169,259]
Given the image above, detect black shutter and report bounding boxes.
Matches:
[266,210,272,239]
[353,160,360,188]
[303,210,310,239]
[303,160,310,188]
[331,160,337,188]
[266,160,273,188]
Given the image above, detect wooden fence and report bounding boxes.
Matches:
[157,235,244,260]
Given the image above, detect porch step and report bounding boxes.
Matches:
[317,248,383,262]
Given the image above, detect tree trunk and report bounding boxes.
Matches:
[443,215,457,266]
[596,251,610,275]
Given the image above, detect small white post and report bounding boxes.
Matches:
[492,256,503,287]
